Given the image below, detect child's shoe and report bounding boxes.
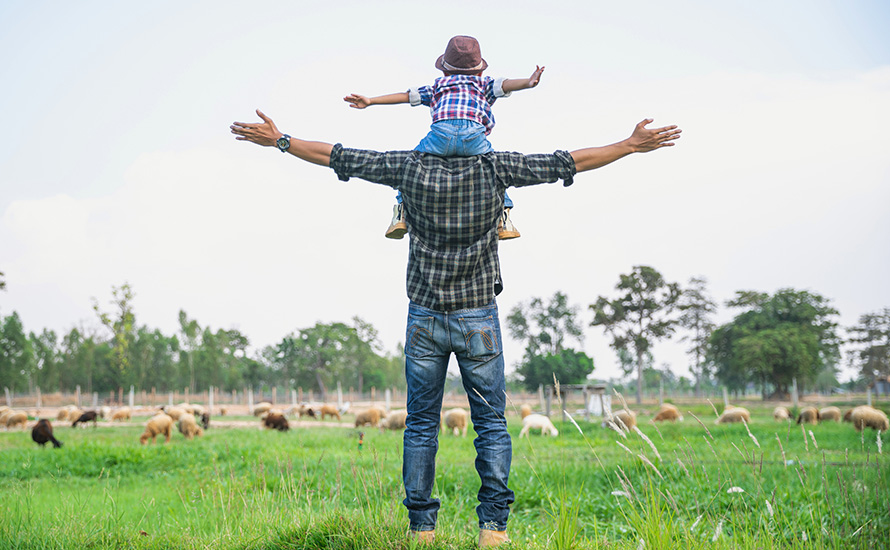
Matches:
[497,208,520,240]
[385,204,408,239]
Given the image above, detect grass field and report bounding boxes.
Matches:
[0,401,887,549]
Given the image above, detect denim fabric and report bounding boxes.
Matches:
[402,301,515,532]
[395,120,512,207]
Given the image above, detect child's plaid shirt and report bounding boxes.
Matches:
[408,75,510,135]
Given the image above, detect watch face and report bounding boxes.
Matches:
[277,136,289,151]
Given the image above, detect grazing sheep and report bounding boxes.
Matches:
[653,403,683,422]
[219,407,228,416]
[716,407,751,424]
[319,404,341,421]
[200,412,210,430]
[56,408,70,421]
[443,408,469,436]
[178,414,204,439]
[819,406,842,422]
[262,412,290,432]
[140,414,174,445]
[252,402,273,417]
[354,407,386,428]
[520,404,532,419]
[773,406,791,421]
[850,406,890,432]
[796,406,820,425]
[111,407,132,422]
[605,409,637,431]
[99,406,112,420]
[32,419,63,448]
[520,413,559,437]
[289,404,316,419]
[0,409,15,427]
[163,406,188,421]
[190,404,206,417]
[72,410,99,428]
[380,409,408,430]
[6,411,29,430]
[843,408,854,423]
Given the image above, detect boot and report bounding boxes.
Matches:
[408,529,435,544]
[497,208,520,240]
[385,203,408,239]
[478,529,510,547]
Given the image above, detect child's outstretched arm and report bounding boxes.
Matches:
[344,92,410,109]
[502,65,545,93]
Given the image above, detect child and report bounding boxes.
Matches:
[344,35,544,240]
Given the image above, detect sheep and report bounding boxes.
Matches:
[605,409,637,431]
[99,406,112,420]
[140,414,174,445]
[716,406,751,424]
[262,412,290,432]
[287,404,316,419]
[319,404,341,421]
[252,402,273,417]
[178,414,204,439]
[796,406,820,425]
[32,419,62,448]
[850,406,889,432]
[72,410,99,428]
[520,413,559,437]
[380,409,408,430]
[819,406,842,422]
[773,406,791,421]
[6,411,29,430]
[520,404,532,419]
[843,408,854,423]
[111,407,132,422]
[653,403,683,422]
[0,409,15,428]
[354,407,386,428]
[219,407,228,416]
[443,408,469,436]
[163,406,188,421]
[200,412,210,430]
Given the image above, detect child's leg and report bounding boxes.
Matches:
[386,191,408,239]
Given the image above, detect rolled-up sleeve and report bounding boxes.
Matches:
[408,85,433,107]
[496,150,577,188]
[329,144,410,189]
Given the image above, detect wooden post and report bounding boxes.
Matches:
[36,387,42,408]
[92,392,98,407]
[298,387,303,403]
[247,386,254,412]
[76,385,81,407]
[168,392,173,407]
[659,379,664,407]
[272,387,277,405]
[129,386,134,408]
[583,385,590,422]
[291,390,297,407]
[208,386,214,414]
[722,387,729,409]
[337,382,343,408]
[538,384,545,412]
[151,387,156,406]
[385,388,392,412]
[867,388,873,407]
[792,378,799,409]
[371,387,376,403]
[4,387,11,407]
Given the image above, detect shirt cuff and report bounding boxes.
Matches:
[329,143,351,182]
[493,77,512,98]
[554,150,577,187]
[408,88,422,106]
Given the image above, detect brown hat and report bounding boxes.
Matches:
[435,35,488,75]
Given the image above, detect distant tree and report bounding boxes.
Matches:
[515,349,594,392]
[847,308,890,384]
[0,311,33,393]
[709,288,839,398]
[678,276,717,396]
[507,292,585,359]
[0,271,5,291]
[92,283,136,392]
[177,310,201,393]
[29,329,60,392]
[590,266,682,404]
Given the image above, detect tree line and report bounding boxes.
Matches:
[0,283,405,400]
[506,266,889,403]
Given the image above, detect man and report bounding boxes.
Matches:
[230,110,680,547]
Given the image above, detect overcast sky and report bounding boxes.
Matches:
[2,1,889,384]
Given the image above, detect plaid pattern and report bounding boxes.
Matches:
[330,145,576,311]
[411,75,505,135]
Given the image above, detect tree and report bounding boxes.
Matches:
[177,310,201,393]
[847,308,890,384]
[590,266,682,404]
[507,292,585,360]
[708,288,839,398]
[678,276,717,396]
[0,311,33,393]
[30,329,60,392]
[0,270,5,291]
[515,349,594,392]
[92,283,136,392]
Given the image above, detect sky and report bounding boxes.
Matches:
[2,1,889,385]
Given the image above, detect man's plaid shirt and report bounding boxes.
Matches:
[408,75,509,135]
[330,144,576,312]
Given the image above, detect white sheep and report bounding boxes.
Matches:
[653,403,683,422]
[355,407,386,427]
[5,411,28,430]
[797,406,820,425]
[443,408,469,436]
[819,406,842,422]
[850,405,889,432]
[252,402,273,417]
[773,406,791,421]
[519,413,558,437]
[380,409,408,430]
[604,409,637,432]
[140,414,174,445]
[178,413,204,440]
[111,407,132,422]
[716,406,751,424]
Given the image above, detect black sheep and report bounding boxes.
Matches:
[32,419,63,448]
[262,413,289,432]
[72,410,99,428]
[200,412,210,430]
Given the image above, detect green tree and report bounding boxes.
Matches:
[709,288,839,398]
[590,266,682,404]
[177,310,201,393]
[0,312,33,393]
[30,329,60,392]
[678,276,717,396]
[847,308,890,384]
[0,271,5,291]
[514,349,594,392]
[507,292,584,359]
[92,283,136,392]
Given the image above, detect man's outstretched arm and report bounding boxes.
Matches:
[230,109,333,167]
[571,119,681,173]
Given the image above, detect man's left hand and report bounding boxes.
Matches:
[230,109,282,147]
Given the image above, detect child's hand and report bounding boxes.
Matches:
[528,65,545,88]
[344,94,372,109]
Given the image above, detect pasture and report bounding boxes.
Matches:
[0,401,887,549]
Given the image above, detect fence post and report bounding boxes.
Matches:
[248,386,254,412]
[867,388,872,407]
[92,392,98,407]
[722,387,729,409]
[538,384,545,412]
[4,387,11,407]
[385,388,392,412]
[272,387,277,405]
[337,382,343,408]
[208,386,214,414]
[168,392,173,407]
[76,385,81,407]
[36,387,42,408]
[291,390,297,407]
[792,378,799,409]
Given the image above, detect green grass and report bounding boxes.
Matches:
[0,403,887,549]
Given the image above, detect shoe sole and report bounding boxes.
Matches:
[386,224,408,239]
[498,231,520,240]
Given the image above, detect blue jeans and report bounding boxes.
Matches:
[402,301,515,532]
[396,120,513,208]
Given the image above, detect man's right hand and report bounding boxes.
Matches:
[628,119,682,153]
[230,109,284,147]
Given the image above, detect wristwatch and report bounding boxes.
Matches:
[276,134,291,153]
